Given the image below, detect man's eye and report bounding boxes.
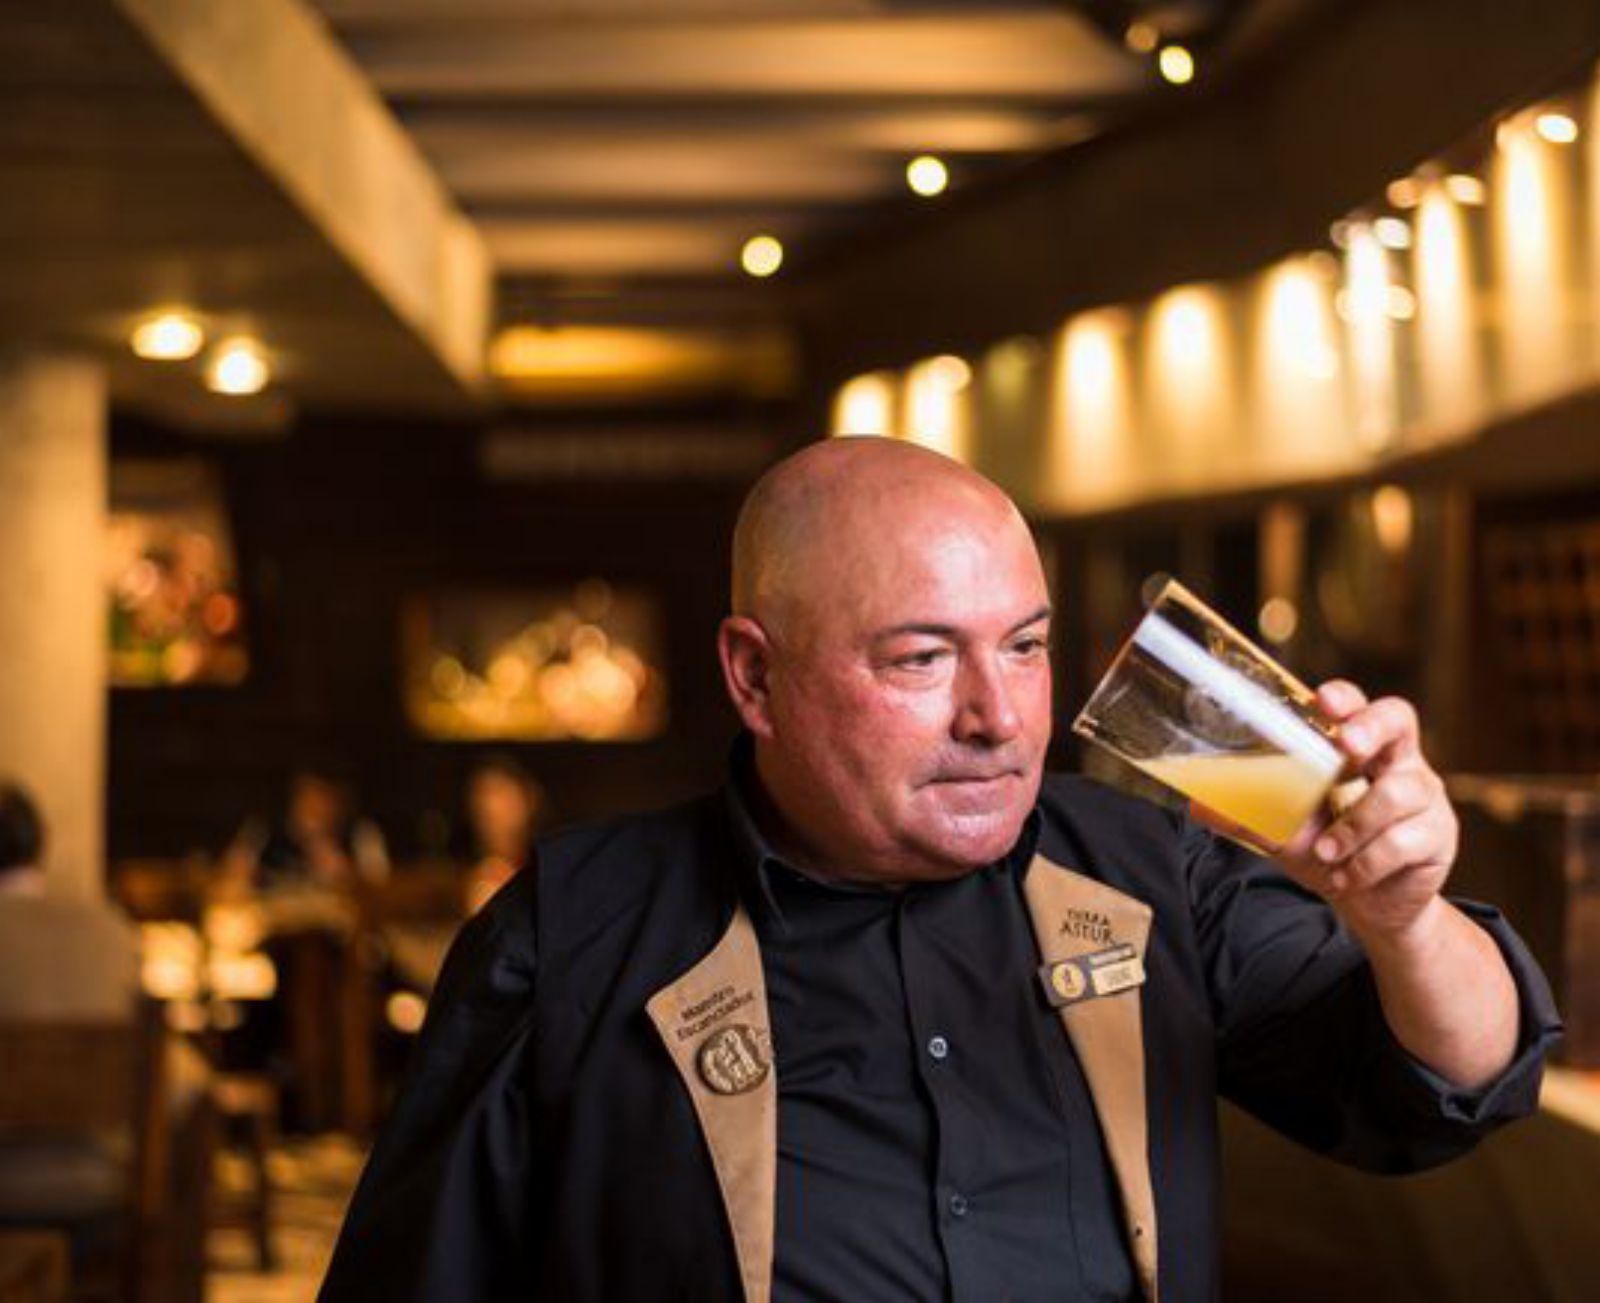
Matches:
[893,649,947,669]
[1011,636,1050,657]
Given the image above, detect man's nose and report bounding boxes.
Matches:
[952,654,1022,745]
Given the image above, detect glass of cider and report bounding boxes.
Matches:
[1073,576,1357,856]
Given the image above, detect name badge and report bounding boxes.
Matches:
[1038,942,1146,1008]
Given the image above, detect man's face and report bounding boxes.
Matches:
[758,497,1053,882]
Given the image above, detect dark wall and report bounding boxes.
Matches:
[108,403,795,861]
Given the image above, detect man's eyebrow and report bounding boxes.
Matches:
[1009,605,1053,634]
[870,606,1052,642]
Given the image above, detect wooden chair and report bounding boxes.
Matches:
[207,1072,278,1272]
[0,1002,173,1303]
[342,866,468,1135]
[0,1231,70,1303]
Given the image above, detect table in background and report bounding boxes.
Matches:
[116,861,468,1136]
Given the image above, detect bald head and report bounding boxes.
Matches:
[731,438,1028,640]
[718,437,1053,884]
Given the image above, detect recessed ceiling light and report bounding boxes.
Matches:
[741,235,783,278]
[1157,44,1195,86]
[131,312,204,361]
[906,155,949,198]
[206,340,270,395]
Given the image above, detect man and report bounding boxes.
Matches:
[0,782,138,1021]
[222,766,391,893]
[322,439,1558,1302]
[459,754,545,914]
[0,781,211,1299]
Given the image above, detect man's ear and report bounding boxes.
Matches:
[717,615,777,737]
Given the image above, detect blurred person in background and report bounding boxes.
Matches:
[224,765,390,893]
[460,754,544,914]
[215,766,389,1130]
[0,780,136,1021]
[0,779,211,1294]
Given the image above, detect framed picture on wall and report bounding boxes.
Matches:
[401,579,668,742]
[107,459,248,687]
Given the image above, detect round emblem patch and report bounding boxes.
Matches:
[1050,961,1087,1003]
[697,1024,771,1095]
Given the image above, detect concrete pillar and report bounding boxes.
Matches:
[0,353,107,900]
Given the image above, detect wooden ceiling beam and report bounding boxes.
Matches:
[313,1,1062,28]
[400,104,1097,158]
[342,14,1141,100]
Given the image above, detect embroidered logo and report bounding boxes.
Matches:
[697,1024,772,1096]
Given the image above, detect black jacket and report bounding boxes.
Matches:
[321,773,1560,1302]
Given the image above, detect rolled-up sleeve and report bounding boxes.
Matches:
[1184,818,1563,1173]
[1364,901,1560,1135]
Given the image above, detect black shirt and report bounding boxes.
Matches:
[727,782,1138,1303]
[320,766,1561,1303]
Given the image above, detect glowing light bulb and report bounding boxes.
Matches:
[1123,21,1159,54]
[1157,44,1195,85]
[131,312,204,361]
[1373,216,1413,250]
[926,354,971,391]
[1444,173,1486,206]
[1534,111,1578,145]
[1371,485,1414,554]
[906,155,949,197]
[741,235,783,278]
[1258,598,1299,644]
[1384,285,1417,321]
[1386,177,1423,209]
[206,340,270,395]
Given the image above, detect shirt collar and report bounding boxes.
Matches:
[721,733,1044,932]
[721,735,790,928]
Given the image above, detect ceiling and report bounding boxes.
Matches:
[12,0,1594,419]
[303,0,1328,333]
[10,0,1479,418]
[0,1,491,421]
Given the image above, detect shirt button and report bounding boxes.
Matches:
[927,1035,950,1061]
[948,1192,969,1219]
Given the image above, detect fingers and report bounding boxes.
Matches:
[1322,811,1455,895]
[1314,765,1440,865]
[1316,679,1367,721]
[1279,685,1458,933]
[1309,764,1458,906]
[1318,689,1422,772]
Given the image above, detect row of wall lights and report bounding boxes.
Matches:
[1323,102,1580,328]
